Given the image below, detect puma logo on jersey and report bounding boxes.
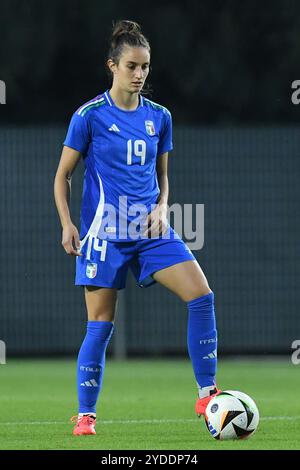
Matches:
[108,124,120,132]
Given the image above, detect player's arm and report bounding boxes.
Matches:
[156,151,169,206]
[54,146,82,256]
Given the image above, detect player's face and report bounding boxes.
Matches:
[113,46,150,93]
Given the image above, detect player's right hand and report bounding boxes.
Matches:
[61,222,82,256]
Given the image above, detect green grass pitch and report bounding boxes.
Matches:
[0,358,299,450]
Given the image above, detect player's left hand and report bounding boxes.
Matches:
[143,203,169,238]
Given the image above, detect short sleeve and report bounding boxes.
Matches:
[157,109,173,156]
[63,112,90,156]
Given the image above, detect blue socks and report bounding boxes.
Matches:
[77,321,114,414]
[187,292,217,398]
[77,295,217,413]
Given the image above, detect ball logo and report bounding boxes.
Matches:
[211,403,219,413]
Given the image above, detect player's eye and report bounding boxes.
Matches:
[127,64,149,71]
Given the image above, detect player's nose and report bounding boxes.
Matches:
[135,67,144,79]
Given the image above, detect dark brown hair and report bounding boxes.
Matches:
[107,20,151,67]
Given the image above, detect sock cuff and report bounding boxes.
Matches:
[87,320,114,327]
[86,321,114,340]
[187,292,214,309]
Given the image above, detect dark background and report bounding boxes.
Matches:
[0,0,299,356]
[1,0,300,124]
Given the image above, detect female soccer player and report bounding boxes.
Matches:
[54,20,220,436]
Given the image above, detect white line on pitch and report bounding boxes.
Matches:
[0,416,299,426]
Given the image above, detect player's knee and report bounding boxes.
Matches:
[88,310,115,322]
[184,286,213,303]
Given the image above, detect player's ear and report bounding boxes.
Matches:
[107,59,116,74]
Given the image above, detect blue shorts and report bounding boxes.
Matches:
[75,227,195,289]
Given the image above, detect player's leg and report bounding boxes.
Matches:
[72,237,130,435]
[73,287,117,435]
[152,259,220,415]
[85,285,118,321]
[135,230,220,417]
[152,259,211,302]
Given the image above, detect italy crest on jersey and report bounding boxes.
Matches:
[145,120,155,136]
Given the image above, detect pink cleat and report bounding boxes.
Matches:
[195,388,221,417]
[71,415,96,435]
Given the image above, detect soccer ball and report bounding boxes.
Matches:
[205,390,259,440]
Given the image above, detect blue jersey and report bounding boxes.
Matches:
[64,90,173,242]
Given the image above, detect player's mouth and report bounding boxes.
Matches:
[132,82,143,87]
